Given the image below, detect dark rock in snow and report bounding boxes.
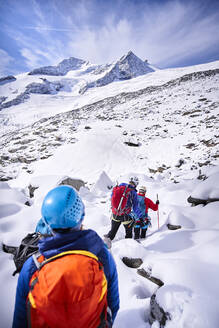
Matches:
[137,268,164,287]
[59,177,85,191]
[0,75,16,85]
[175,159,185,168]
[187,196,207,206]
[28,185,39,198]
[185,143,196,149]
[167,223,182,230]
[149,294,171,327]
[122,257,143,268]
[0,174,14,182]
[0,96,7,105]
[124,141,140,147]
[187,195,219,206]
[197,169,207,180]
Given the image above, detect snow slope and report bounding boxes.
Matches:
[0,57,219,327]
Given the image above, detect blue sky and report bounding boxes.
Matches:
[0,0,219,76]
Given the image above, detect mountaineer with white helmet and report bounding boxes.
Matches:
[133,185,159,240]
[104,176,142,247]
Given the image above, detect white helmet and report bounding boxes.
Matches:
[139,186,147,194]
[129,176,139,187]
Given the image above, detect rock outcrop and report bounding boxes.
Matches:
[187,195,219,206]
[122,257,143,268]
[0,75,16,85]
[58,177,85,191]
[28,57,86,76]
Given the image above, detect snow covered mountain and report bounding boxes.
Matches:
[0,51,154,111]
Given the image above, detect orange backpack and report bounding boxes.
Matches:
[27,250,108,328]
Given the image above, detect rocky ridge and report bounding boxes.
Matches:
[0,78,67,110]
[28,57,87,76]
[0,75,16,85]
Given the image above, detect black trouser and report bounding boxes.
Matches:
[107,214,133,240]
[134,227,147,239]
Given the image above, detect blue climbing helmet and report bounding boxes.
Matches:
[41,185,85,230]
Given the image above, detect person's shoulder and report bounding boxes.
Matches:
[83,229,105,245]
[84,228,100,236]
[19,254,36,280]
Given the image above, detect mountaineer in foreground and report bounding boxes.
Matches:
[13,185,119,328]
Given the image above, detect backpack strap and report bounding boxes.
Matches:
[33,250,100,271]
[45,250,98,262]
[32,252,42,270]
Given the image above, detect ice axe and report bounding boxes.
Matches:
[157,194,160,229]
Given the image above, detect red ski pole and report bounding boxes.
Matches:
[157,194,160,229]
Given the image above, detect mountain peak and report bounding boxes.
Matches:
[91,50,154,88]
[113,50,154,78]
[119,50,137,61]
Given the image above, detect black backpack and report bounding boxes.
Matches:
[2,232,41,275]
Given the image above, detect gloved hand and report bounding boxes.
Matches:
[156,200,160,205]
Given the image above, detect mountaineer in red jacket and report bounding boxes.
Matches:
[134,186,159,240]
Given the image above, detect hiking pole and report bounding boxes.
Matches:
[157,194,160,229]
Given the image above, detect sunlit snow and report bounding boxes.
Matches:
[0,57,219,328]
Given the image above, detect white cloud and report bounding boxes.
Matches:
[0,49,14,76]
[2,0,219,72]
[56,0,219,66]
[20,48,42,69]
[68,17,134,64]
[134,1,219,66]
